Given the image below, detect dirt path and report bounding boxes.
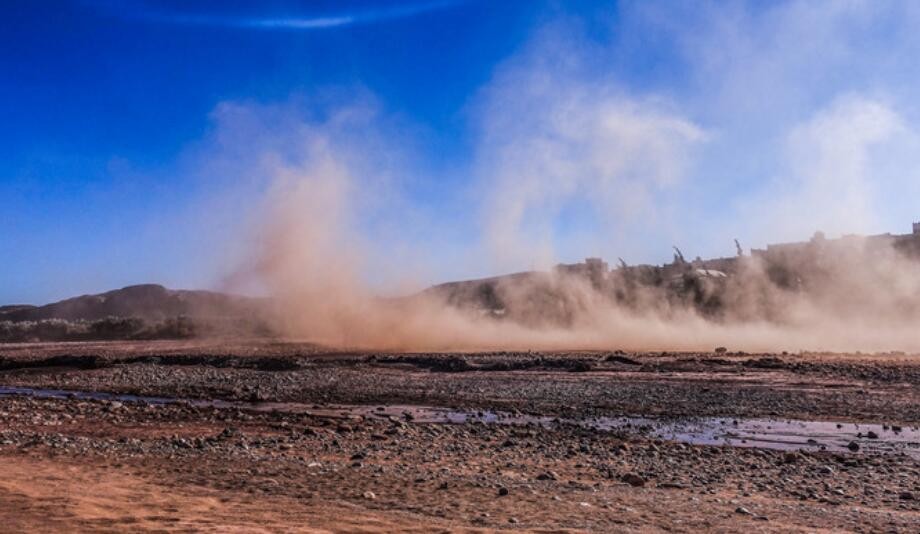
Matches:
[0,454,465,533]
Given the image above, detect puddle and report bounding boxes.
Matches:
[1,386,918,459]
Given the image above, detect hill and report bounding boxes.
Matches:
[0,284,264,323]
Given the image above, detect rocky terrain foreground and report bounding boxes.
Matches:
[0,341,918,532]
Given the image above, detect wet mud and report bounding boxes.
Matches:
[2,385,918,459]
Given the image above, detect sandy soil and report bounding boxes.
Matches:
[0,340,917,532]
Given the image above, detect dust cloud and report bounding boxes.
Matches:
[238,119,920,353]
[225,8,920,354]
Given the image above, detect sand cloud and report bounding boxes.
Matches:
[183,2,920,352]
[474,34,706,270]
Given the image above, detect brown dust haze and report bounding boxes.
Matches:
[237,150,920,354]
[198,12,920,355]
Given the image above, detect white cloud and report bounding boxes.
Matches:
[87,0,467,30]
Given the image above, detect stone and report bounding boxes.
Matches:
[622,473,646,487]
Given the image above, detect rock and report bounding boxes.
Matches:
[605,354,640,365]
[658,482,687,489]
[536,472,558,481]
[735,506,752,515]
[508,517,518,524]
[498,487,509,496]
[846,441,860,452]
[362,491,376,500]
[818,466,835,475]
[899,491,915,501]
[219,427,241,439]
[621,473,646,487]
[866,431,879,439]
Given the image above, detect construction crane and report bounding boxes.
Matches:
[672,246,686,265]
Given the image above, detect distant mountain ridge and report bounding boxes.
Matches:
[0,284,266,323]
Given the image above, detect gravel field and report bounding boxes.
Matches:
[0,340,918,532]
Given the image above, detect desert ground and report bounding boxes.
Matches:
[0,340,917,532]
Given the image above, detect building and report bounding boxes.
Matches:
[751,222,920,260]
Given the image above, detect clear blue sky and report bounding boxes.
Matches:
[3,0,920,304]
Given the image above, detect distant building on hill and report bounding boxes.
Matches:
[549,221,920,293]
[751,222,920,261]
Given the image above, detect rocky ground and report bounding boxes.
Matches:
[0,340,918,532]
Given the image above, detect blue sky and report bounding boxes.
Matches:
[3,0,920,304]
